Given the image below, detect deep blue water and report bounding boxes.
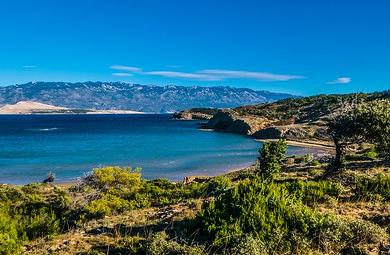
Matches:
[0,114,313,184]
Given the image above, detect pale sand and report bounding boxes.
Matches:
[0,101,67,114]
[0,101,146,115]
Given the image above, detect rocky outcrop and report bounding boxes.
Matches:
[200,109,329,141]
[201,109,270,135]
[252,124,328,140]
[172,108,216,120]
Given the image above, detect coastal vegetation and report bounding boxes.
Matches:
[1,92,390,254]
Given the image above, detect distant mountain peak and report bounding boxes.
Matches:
[0,82,296,113]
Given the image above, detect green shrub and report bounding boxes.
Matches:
[0,208,25,255]
[139,178,210,207]
[0,184,72,254]
[206,176,232,195]
[145,232,205,255]
[84,194,130,217]
[258,139,287,179]
[310,160,321,167]
[342,220,386,245]
[86,166,142,195]
[363,147,378,160]
[229,235,268,255]
[345,147,378,162]
[355,174,390,201]
[197,177,338,253]
[285,180,342,205]
[23,208,61,239]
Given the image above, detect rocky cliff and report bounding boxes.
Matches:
[178,92,390,141]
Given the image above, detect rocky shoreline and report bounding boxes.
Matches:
[173,107,330,143]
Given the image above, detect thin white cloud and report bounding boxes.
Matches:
[108,65,305,82]
[327,77,351,84]
[23,65,37,68]
[198,69,305,81]
[110,65,142,72]
[145,71,221,81]
[112,72,133,77]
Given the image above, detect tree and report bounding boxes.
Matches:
[357,100,390,160]
[327,98,367,171]
[327,99,390,172]
[258,139,287,179]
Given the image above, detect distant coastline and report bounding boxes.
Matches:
[0,101,147,115]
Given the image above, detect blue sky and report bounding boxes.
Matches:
[0,0,389,95]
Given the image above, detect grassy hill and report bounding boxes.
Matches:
[175,91,390,143]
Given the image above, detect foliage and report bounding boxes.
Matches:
[355,174,390,201]
[0,206,25,255]
[197,177,339,253]
[205,176,232,195]
[327,102,367,170]
[345,147,378,162]
[258,139,287,179]
[328,99,390,171]
[145,232,206,255]
[285,180,342,205]
[356,100,390,159]
[84,194,131,217]
[84,166,142,194]
[80,167,216,218]
[0,184,72,255]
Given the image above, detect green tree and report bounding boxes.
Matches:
[357,100,390,160]
[327,99,367,171]
[258,139,287,179]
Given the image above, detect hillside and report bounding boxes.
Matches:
[175,91,390,142]
[0,82,295,113]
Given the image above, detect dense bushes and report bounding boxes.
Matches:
[80,167,225,218]
[285,180,342,205]
[145,232,205,255]
[197,177,339,253]
[0,184,72,255]
[355,174,390,201]
[196,177,385,254]
[0,206,24,255]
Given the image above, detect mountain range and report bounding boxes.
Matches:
[0,82,295,113]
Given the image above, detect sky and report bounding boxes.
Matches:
[0,0,389,96]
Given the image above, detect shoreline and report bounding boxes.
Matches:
[196,127,334,150]
[2,137,332,187]
[256,139,334,150]
[0,111,150,115]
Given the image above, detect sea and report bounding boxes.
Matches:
[0,114,314,184]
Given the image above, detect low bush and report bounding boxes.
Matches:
[80,167,213,218]
[196,177,339,253]
[196,177,386,254]
[355,174,390,201]
[83,166,142,195]
[0,184,72,255]
[205,176,232,195]
[285,180,342,205]
[84,194,131,218]
[0,206,25,255]
[145,232,206,255]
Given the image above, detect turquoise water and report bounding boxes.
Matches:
[0,114,312,184]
